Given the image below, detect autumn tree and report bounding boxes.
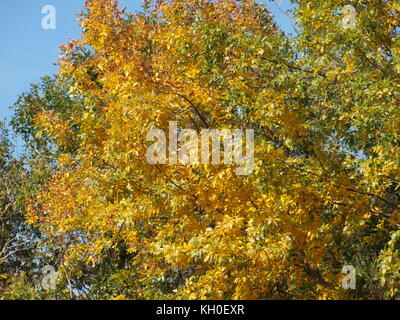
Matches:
[292,0,400,298]
[2,75,137,299]
[27,0,400,299]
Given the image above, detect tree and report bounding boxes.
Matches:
[0,121,41,298]
[3,75,136,299]
[292,0,400,299]
[26,0,399,299]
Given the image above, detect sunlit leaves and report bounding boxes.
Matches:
[27,0,400,299]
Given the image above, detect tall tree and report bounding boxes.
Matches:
[25,0,399,299]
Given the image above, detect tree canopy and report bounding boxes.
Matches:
[1,0,399,300]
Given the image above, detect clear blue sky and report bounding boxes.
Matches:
[0,0,295,124]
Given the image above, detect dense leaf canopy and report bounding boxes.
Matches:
[1,0,399,299]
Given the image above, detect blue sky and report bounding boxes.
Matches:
[0,0,295,125]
